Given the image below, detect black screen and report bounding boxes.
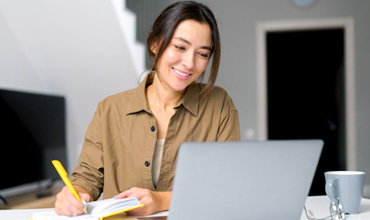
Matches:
[0,88,67,190]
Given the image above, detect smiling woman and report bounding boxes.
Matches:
[147,1,221,100]
[151,19,211,94]
[54,1,240,217]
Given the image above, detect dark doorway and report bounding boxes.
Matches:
[266,29,346,195]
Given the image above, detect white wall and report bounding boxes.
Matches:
[201,0,370,192]
[0,10,46,91]
[0,0,141,172]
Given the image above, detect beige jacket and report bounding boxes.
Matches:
[70,72,240,200]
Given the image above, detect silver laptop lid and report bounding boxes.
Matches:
[168,140,323,220]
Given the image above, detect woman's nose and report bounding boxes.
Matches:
[181,51,195,70]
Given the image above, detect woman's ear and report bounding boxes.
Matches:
[150,41,159,55]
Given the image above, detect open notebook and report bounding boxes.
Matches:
[31,197,143,220]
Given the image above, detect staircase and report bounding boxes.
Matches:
[111,0,146,75]
[124,0,173,68]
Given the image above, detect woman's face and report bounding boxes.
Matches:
[154,19,212,93]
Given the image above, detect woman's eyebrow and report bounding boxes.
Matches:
[174,37,211,50]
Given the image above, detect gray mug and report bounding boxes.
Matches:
[325,171,365,214]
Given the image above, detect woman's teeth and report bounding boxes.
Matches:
[174,68,191,76]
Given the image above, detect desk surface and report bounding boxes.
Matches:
[0,208,169,220]
[1,196,370,220]
[301,196,370,220]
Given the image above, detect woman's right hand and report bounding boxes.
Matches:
[55,185,91,216]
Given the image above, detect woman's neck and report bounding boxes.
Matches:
[146,76,184,111]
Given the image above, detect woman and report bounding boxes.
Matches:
[55,1,240,216]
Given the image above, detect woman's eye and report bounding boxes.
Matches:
[199,52,209,58]
[175,45,185,50]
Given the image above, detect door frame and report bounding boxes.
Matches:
[256,17,356,170]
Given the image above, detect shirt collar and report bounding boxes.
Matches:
[175,82,200,117]
[126,71,200,116]
[126,72,153,115]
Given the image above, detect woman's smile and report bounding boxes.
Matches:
[172,67,193,80]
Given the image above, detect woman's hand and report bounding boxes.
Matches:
[114,187,171,216]
[55,185,91,216]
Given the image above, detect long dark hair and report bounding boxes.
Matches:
[147,1,221,100]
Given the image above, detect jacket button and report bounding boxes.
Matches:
[145,161,150,167]
[151,126,156,132]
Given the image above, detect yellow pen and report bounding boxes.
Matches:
[52,160,87,213]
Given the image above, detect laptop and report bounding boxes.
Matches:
[166,140,323,220]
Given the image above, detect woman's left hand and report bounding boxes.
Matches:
[114,187,171,216]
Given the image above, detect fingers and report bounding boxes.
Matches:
[113,187,161,215]
[113,190,131,199]
[80,193,90,206]
[114,187,139,199]
[79,193,90,213]
[127,187,139,198]
[125,188,157,216]
[113,188,147,215]
[54,186,87,216]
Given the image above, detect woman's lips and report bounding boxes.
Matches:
[173,67,192,80]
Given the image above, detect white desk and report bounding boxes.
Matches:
[301,196,370,220]
[0,208,169,220]
[1,196,370,219]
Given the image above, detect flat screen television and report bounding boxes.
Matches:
[0,88,67,195]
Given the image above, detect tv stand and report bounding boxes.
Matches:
[0,193,8,205]
[36,178,58,198]
[0,181,63,209]
[36,189,53,199]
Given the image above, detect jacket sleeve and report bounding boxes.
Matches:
[70,102,104,201]
[217,91,241,141]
